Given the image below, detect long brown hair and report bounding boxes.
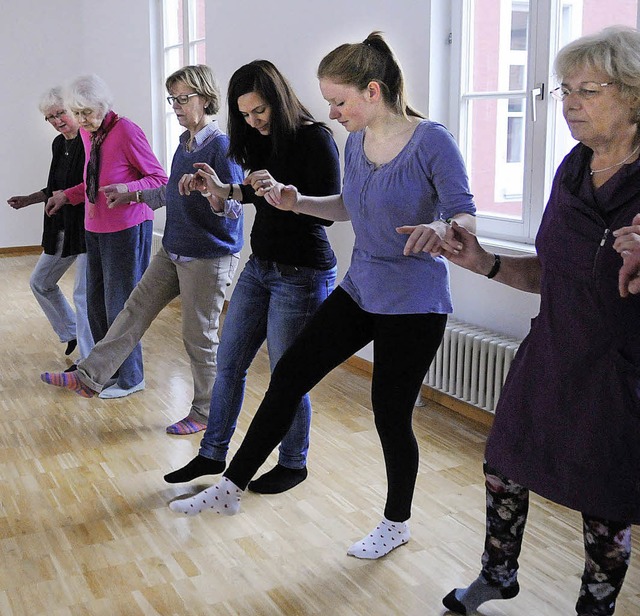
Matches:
[226,60,327,168]
[317,31,424,119]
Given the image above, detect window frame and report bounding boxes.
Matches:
[450,0,555,246]
[449,0,640,247]
[154,0,206,169]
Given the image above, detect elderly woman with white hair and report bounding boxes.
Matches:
[7,87,92,362]
[46,75,167,398]
[41,65,243,435]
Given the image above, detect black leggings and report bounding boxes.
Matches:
[225,286,447,521]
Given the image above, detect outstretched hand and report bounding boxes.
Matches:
[614,213,640,297]
[262,183,300,211]
[619,248,640,297]
[44,190,68,217]
[179,162,222,197]
[244,170,277,196]
[396,220,459,257]
[443,221,495,275]
[613,213,640,257]
[100,183,131,209]
[7,195,33,210]
[244,170,301,211]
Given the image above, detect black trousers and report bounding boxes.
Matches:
[226,286,447,521]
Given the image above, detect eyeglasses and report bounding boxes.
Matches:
[550,82,615,102]
[167,93,199,106]
[45,110,67,122]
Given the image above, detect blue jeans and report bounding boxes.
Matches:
[30,231,94,360]
[85,221,152,389]
[199,254,337,468]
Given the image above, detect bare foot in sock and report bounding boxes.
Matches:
[169,476,243,516]
[347,517,410,559]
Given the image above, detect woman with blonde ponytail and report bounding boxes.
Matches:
[169,32,476,562]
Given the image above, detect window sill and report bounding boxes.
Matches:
[478,235,537,256]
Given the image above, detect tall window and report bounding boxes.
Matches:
[160,0,206,165]
[453,0,639,244]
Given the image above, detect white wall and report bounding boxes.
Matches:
[1,0,84,247]
[0,0,539,347]
[0,0,156,249]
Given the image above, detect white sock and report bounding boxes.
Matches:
[347,517,410,559]
[169,476,243,517]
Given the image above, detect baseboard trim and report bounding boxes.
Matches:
[344,355,494,428]
[0,246,41,256]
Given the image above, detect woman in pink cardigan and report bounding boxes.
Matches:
[46,74,167,398]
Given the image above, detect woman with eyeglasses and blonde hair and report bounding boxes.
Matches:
[41,65,243,435]
[441,26,640,616]
[7,87,92,363]
[42,74,167,399]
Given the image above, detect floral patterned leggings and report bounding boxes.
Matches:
[481,463,632,616]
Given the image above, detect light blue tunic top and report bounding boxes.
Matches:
[340,120,476,314]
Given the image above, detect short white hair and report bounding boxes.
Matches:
[65,74,113,115]
[38,86,64,115]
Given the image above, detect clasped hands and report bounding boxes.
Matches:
[247,169,467,257]
[44,184,138,215]
[178,164,277,198]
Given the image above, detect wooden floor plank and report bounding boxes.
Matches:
[1,252,638,615]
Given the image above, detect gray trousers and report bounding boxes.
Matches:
[30,231,94,360]
[77,246,239,420]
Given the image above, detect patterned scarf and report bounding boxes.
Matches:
[86,110,119,207]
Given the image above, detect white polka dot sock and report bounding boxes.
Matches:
[169,476,243,516]
[347,517,410,559]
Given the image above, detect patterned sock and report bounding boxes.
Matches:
[166,416,207,435]
[41,371,94,398]
[347,517,410,559]
[442,577,520,614]
[169,476,243,516]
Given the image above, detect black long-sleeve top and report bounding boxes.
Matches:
[41,133,86,256]
[239,123,340,270]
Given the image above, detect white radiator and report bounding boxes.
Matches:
[151,230,163,255]
[426,319,521,413]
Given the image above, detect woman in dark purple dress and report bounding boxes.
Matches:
[442,26,640,616]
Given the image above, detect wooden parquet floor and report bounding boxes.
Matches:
[1,252,639,616]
